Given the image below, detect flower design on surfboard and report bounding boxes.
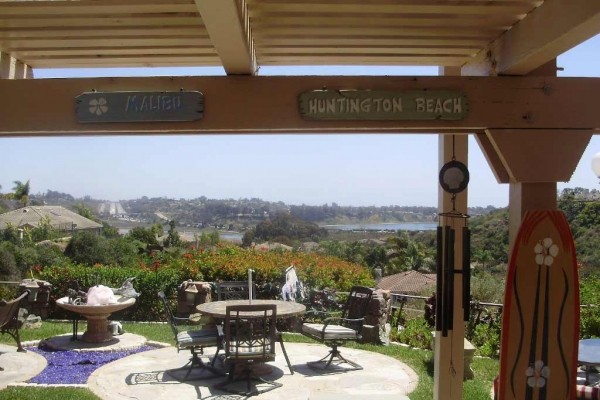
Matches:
[534,238,559,266]
[526,360,550,388]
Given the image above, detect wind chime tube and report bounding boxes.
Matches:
[435,226,443,332]
[462,226,471,322]
[442,225,450,337]
[446,227,455,332]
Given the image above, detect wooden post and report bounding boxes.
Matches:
[433,66,468,400]
[434,133,467,399]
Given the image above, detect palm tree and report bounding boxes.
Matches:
[386,231,426,273]
[12,180,30,207]
[474,249,494,269]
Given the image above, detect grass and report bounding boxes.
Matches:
[0,321,498,400]
[0,387,99,400]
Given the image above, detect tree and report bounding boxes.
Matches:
[473,249,494,269]
[249,212,327,246]
[127,226,159,246]
[558,189,587,223]
[163,220,182,248]
[386,231,427,273]
[574,202,600,228]
[74,203,100,222]
[64,231,106,265]
[12,180,30,207]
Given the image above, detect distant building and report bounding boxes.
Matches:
[253,241,293,251]
[376,270,437,296]
[0,206,102,233]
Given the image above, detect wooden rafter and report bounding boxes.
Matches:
[194,0,256,75]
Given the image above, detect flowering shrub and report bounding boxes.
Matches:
[35,244,374,322]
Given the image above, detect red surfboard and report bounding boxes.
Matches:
[498,210,579,400]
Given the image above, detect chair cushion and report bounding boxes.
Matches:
[176,328,218,348]
[302,323,359,341]
[227,344,274,358]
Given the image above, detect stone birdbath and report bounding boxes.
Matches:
[56,295,135,343]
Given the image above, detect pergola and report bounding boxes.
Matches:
[1,1,599,398]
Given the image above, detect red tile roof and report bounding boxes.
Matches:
[376,270,437,296]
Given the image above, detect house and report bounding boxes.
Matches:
[376,270,437,296]
[0,206,102,233]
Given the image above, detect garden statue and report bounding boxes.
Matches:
[111,277,141,299]
[67,280,87,305]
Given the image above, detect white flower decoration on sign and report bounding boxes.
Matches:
[534,237,559,266]
[89,98,108,116]
[526,360,550,388]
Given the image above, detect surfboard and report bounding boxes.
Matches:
[498,210,579,400]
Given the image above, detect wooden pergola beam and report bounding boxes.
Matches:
[463,0,600,76]
[0,75,599,136]
[194,0,256,75]
[0,51,31,79]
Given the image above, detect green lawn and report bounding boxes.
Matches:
[0,322,498,400]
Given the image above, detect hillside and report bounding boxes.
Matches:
[24,191,498,232]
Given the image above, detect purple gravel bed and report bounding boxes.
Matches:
[27,344,155,385]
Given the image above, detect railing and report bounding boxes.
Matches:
[389,292,505,325]
[390,292,596,326]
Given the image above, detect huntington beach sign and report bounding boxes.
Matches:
[75,91,204,123]
[299,90,468,120]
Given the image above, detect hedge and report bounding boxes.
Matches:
[35,244,374,321]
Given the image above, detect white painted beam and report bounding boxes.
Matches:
[0,52,11,79]
[463,0,600,76]
[0,52,32,79]
[194,0,256,75]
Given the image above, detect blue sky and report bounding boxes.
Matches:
[1,35,599,208]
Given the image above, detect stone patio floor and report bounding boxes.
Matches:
[0,334,419,399]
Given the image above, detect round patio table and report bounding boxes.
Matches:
[197,299,305,319]
[579,339,600,385]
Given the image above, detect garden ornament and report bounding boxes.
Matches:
[111,277,141,299]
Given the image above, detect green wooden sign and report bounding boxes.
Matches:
[75,91,203,123]
[299,90,468,121]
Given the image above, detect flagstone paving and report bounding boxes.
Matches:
[88,342,418,399]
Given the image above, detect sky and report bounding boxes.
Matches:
[1,35,599,208]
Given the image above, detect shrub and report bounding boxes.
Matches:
[470,270,505,303]
[0,243,18,280]
[395,317,433,350]
[35,245,374,322]
[580,273,600,338]
[64,232,106,265]
[37,263,199,321]
[468,317,501,358]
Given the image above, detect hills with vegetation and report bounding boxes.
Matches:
[6,189,498,231]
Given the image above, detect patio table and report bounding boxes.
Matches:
[197,299,305,319]
[579,339,600,385]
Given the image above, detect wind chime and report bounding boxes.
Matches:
[436,136,471,337]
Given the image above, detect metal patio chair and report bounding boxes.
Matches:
[0,291,29,357]
[216,281,256,301]
[300,285,373,372]
[215,304,281,396]
[157,291,223,381]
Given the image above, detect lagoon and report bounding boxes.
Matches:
[321,222,437,231]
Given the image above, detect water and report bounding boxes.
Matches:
[321,222,437,231]
[118,223,435,243]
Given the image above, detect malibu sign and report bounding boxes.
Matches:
[75,91,204,123]
[299,90,468,120]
